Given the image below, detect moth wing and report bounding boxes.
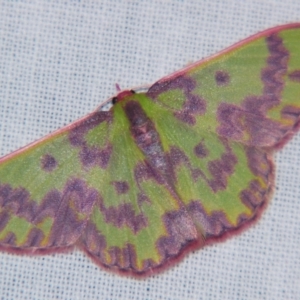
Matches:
[0,111,111,251]
[147,24,300,149]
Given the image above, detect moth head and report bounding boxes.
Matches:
[112,90,136,105]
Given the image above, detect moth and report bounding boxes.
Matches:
[0,23,300,277]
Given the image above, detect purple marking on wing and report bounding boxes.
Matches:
[69,111,112,147]
[217,101,287,146]
[242,95,276,115]
[80,221,107,261]
[106,245,138,270]
[174,110,196,125]
[121,245,132,269]
[217,103,244,140]
[0,179,97,248]
[281,105,300,123]
[168,146,202,182]
[110,243,137,270]
[167,146,205,185]
[187,201,233,238]
[207,141,237,192]
[69,111,113,169]
[147,75,206,125]
[0,184,34,219]
[169,146,189,165]
[288,70,300,82]
[111,181,129,194]
[134,161,167,189]
[174,91,206,126]
[239,145,272,211]
[118,246,132,269]
[156,208,198,259]
[246,147,271,180]
[168,146,207,182]
[240,179,267,210]
[107,246,119,266]
[97,144,112,168]
[134,161,172,206]
[147,75,197,98]
[137,192,151,206]
[0,211,10,231]
[263,34,289,99]
[191,168,203,181]
[98,194,147,234]
[141,258,158,273]
[194,141,209,158]
[185,94,206,114]
[1,232,16,246]
[80,143,113,169]
[215,70,230,86]
[168,141,236,192]
[46,179,97,247]
[32,190,61,223]
[23,228,45,247]
[40,154,57,172]
[217,34,291,147]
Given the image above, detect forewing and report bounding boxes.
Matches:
[0,111,110,251]
[147,24,300,149]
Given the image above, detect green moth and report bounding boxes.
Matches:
[0,23,300,277]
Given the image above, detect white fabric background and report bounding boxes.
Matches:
[0,1,299,299]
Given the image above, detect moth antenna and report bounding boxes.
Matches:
[115,83,121,92]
